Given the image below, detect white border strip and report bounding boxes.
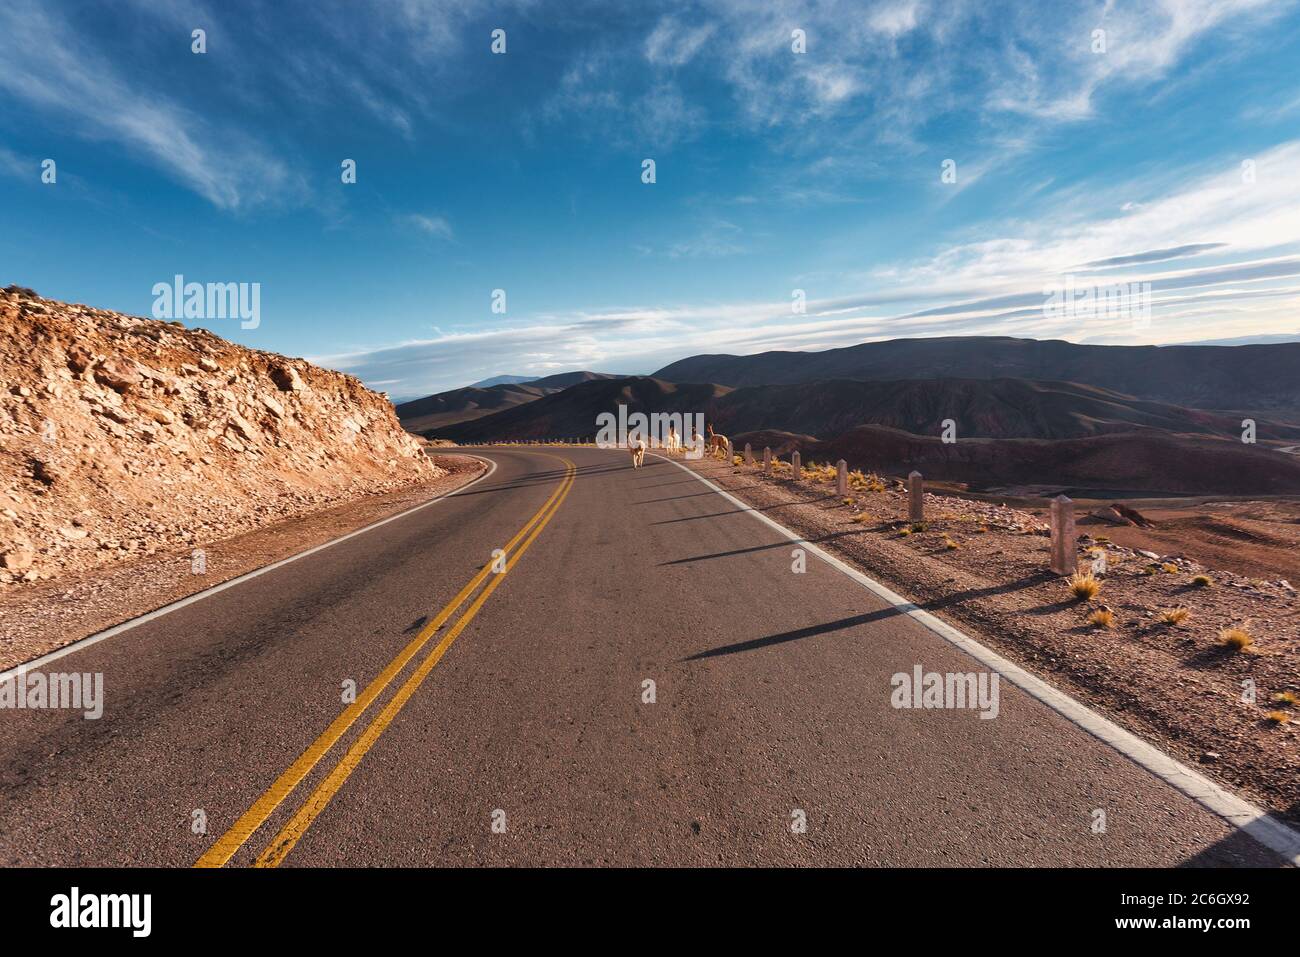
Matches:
[0,455,498,681]
[652,452,1300,866]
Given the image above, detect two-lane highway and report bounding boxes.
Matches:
[0,447,1290,866]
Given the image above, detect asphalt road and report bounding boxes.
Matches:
[0,447,1288,866]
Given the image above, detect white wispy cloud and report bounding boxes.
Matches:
[645,18,716,66]
[0,0,298,210]
[325,138,1300,397]
[399,213,454,240]
[0,145,30,180]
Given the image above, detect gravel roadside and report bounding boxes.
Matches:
[682,453,1300,825]
[0,455,487,670]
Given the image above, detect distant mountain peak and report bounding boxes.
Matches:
[468,374,534,388]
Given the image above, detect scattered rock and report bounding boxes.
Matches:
[66,345,94,374]
[270,363,305,392]
[93,358,141,393]
[1,543,35,571]
[30,456,64,486]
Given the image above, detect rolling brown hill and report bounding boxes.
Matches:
[431,371,1300,496]
[707,378,1300,441]
[653,336,1300,418]
[425,374,1300,444]
[796,426,1300,497]
[428,377,730,442]
[395,370,616,432]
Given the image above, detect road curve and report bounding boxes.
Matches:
[0,447,1287,866]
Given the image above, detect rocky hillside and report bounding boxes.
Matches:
[0,286,441,586]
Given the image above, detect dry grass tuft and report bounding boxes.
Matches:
[1264,710,1290,725]
[848,470,887,493]
[1271,691,1298,708]
[1220,627,1253,652]
[1068,571,1101,601]
[1192,574,1213,587]
[1086,608,1115,629]
[1159,607,1190,626]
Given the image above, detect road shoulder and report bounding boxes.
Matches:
[672,453,1300,840]
[0,455,488,670]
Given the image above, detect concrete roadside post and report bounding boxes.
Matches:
[1050,494,1077,575]
[744,442,753,466]
[908,470,924,524]
[792,451,802,481]
[837,459,848,497]
[763,446,772,476]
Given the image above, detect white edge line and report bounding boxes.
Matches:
[0,455,499,682]
[652,452,1300,866]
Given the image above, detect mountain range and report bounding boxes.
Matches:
[652,336,1300,416]
[423,375,1300,444]
[394,371,616,433]
[394,337,1300,496]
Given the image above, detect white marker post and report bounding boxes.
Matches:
[744,442,753,466]
[791,451,802,481]
[837,459,848,497]
[763,446,772,476]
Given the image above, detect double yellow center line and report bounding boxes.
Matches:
[195,454,576,868]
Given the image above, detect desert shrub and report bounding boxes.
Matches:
[1220,627,1252,651]
[1271,691,1298,708]
[898,527,912,537]
[1192,574,1213,587]
[1087,608,1115,629]
[1162,563,1179,574]
[943,537,959,550]
[1159,607,1190,625]
[1068,571,1101,601]
[911,521,928,533]
[1265,711,1290,725]
[852,513,872,524]
[849,470,886,492]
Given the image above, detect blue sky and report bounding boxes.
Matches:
[3,0,1299,401]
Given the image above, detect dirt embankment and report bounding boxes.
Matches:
[0,455,486,670]
[0,286,442,590]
